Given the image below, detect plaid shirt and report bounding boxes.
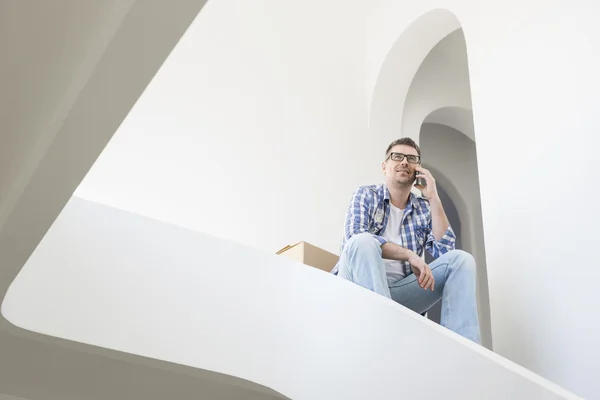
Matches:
[332,184,456,277]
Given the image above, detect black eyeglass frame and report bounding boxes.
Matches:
[385,152,421,164]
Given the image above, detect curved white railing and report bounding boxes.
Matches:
[2,197,579,399]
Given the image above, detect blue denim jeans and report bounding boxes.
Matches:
[335,233,481,344]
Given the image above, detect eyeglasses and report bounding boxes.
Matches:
[386,152,421,164]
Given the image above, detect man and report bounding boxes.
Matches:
[331,137,480,343]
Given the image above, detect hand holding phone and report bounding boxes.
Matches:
[414,166,440,200]
[415,170,427,188]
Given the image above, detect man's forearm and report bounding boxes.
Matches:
[381,242,416,261]
[429,195,450,241]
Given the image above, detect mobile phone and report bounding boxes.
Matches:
[415,171,426,187]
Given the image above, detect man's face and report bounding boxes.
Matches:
[382,144,421,187]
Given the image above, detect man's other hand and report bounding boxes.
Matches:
[408,253,435,291]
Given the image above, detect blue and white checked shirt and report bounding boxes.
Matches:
[332,184,456,277]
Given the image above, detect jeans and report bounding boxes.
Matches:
[335,233,481,344]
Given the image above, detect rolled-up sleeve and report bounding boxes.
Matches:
[425,221,456,259]
[344,187,387,246]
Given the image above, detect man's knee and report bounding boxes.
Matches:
[340,234,386,288]
[447,249,476,276]
[344,233,382,257]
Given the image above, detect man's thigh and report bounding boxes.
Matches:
[388,255,451,314]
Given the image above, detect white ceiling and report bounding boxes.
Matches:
[0,0,132,211]
[0,394,27,400]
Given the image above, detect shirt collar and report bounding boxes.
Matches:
[382,184,391,202]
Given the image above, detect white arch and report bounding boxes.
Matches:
[401,28,472,141]
[368,9,461,140]
[424,106,475,142]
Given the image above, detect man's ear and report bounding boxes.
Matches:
[381,161,387,174]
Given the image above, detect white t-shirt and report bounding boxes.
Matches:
[381,203,407,282]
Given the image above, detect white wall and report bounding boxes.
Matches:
[465,3,600,397]
[2,197,579,400]
[420,123,491,348]
[369,1,600,398]
[75,0,381,256]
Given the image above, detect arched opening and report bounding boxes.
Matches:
[368,9,461,142]
[420,124,490,347]
[408,28,491,348]
[424,106,475,142]
[370,11,492,349]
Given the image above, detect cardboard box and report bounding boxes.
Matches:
[276,241,339,272]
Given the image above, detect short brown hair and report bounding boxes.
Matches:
[385,137,421,157]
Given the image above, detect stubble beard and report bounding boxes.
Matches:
[391,174,414,189]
